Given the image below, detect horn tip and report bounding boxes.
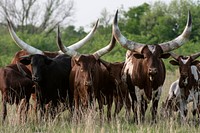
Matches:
[94,19,99,30]
[114,10,118,25]
[187,10,192,27]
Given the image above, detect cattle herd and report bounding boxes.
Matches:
[0,10,199,125]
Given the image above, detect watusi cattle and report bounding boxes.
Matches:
[57,27,116,121]
[20,54,71,119]
[0,63,35,123]
[161,52,200,123]
[112,10,192,123]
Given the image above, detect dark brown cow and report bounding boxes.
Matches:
[57,28,116,121]
[20,54,72,119]
[112,10,192,123]
[0,63,35,123]
[161,52,200,123]
[100,60,131,120]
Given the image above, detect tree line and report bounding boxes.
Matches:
[0,0,200,71]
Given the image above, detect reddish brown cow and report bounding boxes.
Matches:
[57,28,116,121]
[0,63,35,123]
[112,10,192,123]
[161,52,200,123]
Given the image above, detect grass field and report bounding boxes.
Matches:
[0,70,200,133]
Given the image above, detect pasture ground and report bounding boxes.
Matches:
[0,70,200,133]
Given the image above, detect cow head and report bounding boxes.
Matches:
[170,52,200,87]
[133,45,171,81]
[20,54,53,83]
[74,55,98,87]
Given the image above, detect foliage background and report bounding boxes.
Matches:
[1,0,200,71]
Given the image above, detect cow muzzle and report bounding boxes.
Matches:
[148,68,157,81]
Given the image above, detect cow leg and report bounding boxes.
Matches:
[198,91,200,123]
[2,93,7,123]
[39,103,46,122]
[97,96,104,123]
[151,98,158,124]
[17,98,25,123]
[135,86,142,124]
[68,89,74,116]
[127,84,137,123]
[113,94,123,118]
[74,89,80,121]
[50,101,57,120]
[24,99,30,123]
[125,93,132,120]
[107,95,113,122]
[129,91,137,123]
[192,90,199,124]
[151,86,162,123]
[113,95,119,118]
[179,97,187,124]
[141,98,147,122]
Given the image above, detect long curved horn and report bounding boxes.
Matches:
[57,26,80,57]
[67,19,99,50]
[93,34,116,59]
[112,10,145,53]
[191,52,200,60]
[169,52,179,60]
[159,11,192,52]
[7,19,44,55]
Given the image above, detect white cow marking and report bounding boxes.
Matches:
[181,57,189,64]
[148,45,156,53]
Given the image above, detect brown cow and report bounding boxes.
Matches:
[161,52,200,123]
[112,10,192,123]
[0,63,35,123]
[57,27,116,121]
[100,59,131,120]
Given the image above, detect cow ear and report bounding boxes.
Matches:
[133,53,144,59]
[19,56,31,65]
[169,60,179,66]
[160,53,171,59]
[191,60,200,66]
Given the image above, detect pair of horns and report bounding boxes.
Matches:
[57,26,116,59]
[170,52,200,61]
[112,10,192,53]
